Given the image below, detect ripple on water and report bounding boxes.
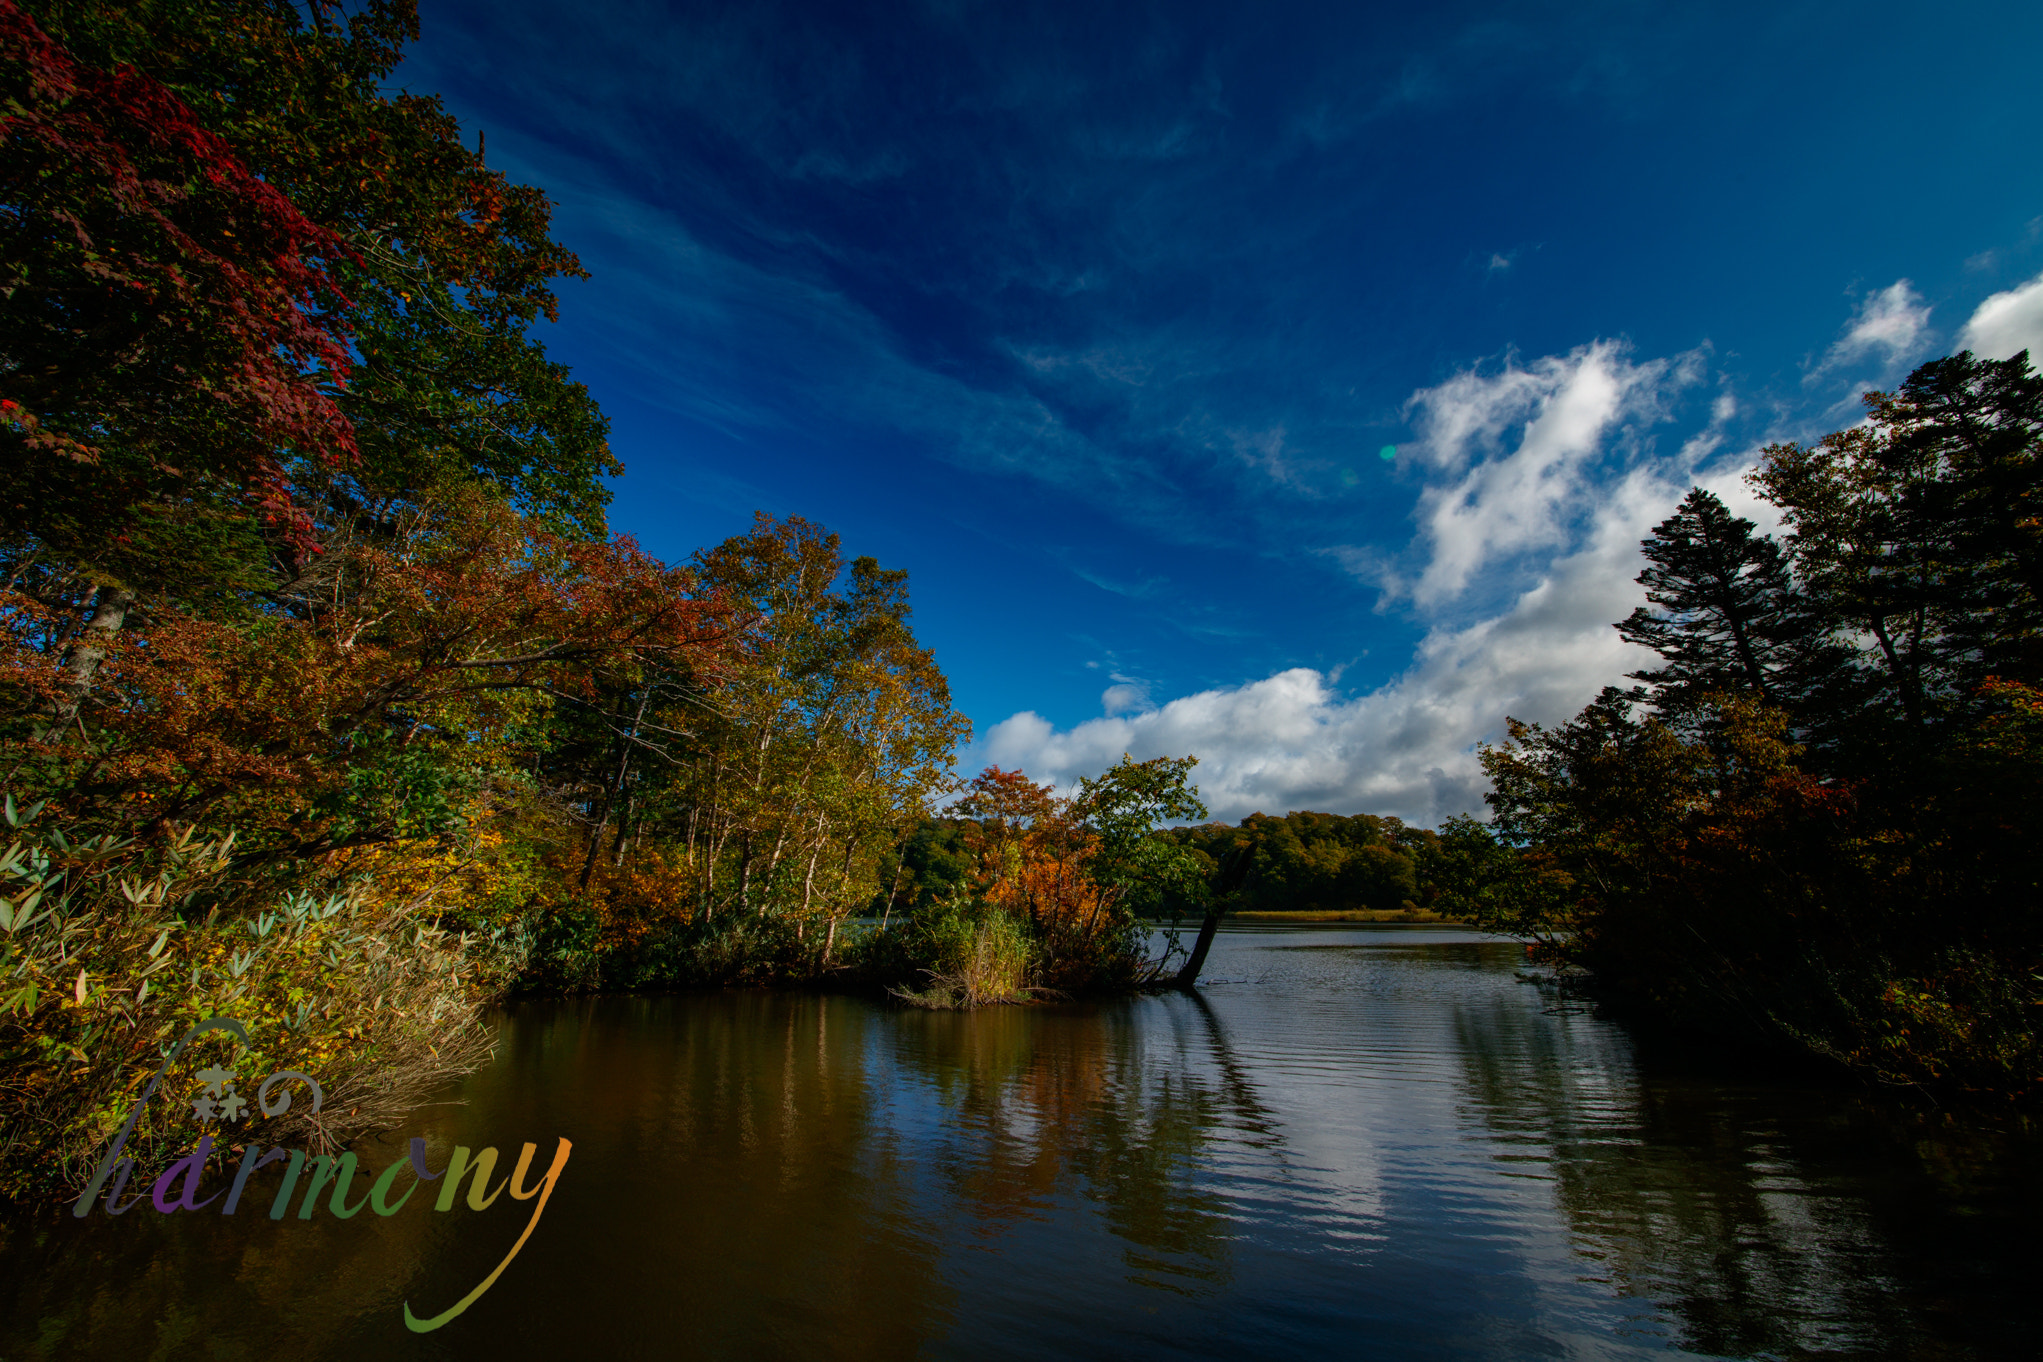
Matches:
[1,925,2039,1360]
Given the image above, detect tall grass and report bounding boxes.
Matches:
[880,898,1038,1009]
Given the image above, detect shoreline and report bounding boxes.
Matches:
[1225,911,1473,925]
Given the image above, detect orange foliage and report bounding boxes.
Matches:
[3,491,732,863]
[954,765,1120,968]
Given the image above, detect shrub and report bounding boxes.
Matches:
[875,895,1037,1009]
[0,798,493,1203]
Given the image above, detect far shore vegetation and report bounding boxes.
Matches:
[2,0,2037,1211]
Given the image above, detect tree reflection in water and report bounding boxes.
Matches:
[888,991,1279,1295]
[6,935,2040,1361]
[1451,987,2043,1360]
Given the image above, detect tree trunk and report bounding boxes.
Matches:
[799,814,826,915]
[880,854,907,932]
[1172,908,1225,990]
[41,584,134,740]
[581,688,651,892]
[1174,843,1252,990]
[1866,614,1922,727]
[610,790,633,867]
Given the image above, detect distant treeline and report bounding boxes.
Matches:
[882,809,1453,920]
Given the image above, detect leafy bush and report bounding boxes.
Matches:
[874,895,1037,1009]
[0,798,493,1203]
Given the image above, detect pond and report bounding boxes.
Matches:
[4,926,2038,1360]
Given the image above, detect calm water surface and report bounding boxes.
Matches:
[4,926,2038,1359]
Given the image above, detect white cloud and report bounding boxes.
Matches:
[1099,677,1154,717]
[973,470,1750,829]
[1958,272,2043,363]
[975,495,1659,826]
[1401,340,1698,607]
[966,339,1754,827]
[1815,279,1932,374]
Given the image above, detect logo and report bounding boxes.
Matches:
[72,1018,572,1333]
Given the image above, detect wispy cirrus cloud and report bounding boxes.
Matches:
[476,143,1236,532]
[1069,565,1168,599]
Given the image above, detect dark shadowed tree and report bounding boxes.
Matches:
[1753,350,2043,743]
[1615,487,1844,727]
[1454,351,2043,1099]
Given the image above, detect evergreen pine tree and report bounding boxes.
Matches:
[1616,487,1841,722]
[1873,350,2043,695]
[1752,350,2043,738]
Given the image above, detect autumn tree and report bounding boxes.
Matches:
[0,0,358,552]
[1072,755,1208,916]
[641,515,969,942]
[1067,755,1209,986]
[1753,350,2043,743]
[0,0,757,1201]
[932,756,1209,991]
[952,766,1099,933]
[2,0,643,894]
[6,490,727,860]
[3,0,613,700]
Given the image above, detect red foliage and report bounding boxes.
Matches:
[1,0,358,547]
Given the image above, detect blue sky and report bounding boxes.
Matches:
[402,0,2043,823]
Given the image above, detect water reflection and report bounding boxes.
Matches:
[888,995,1281,1294]
[2,929,2038,1360]
[1452,983,2042,1359]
